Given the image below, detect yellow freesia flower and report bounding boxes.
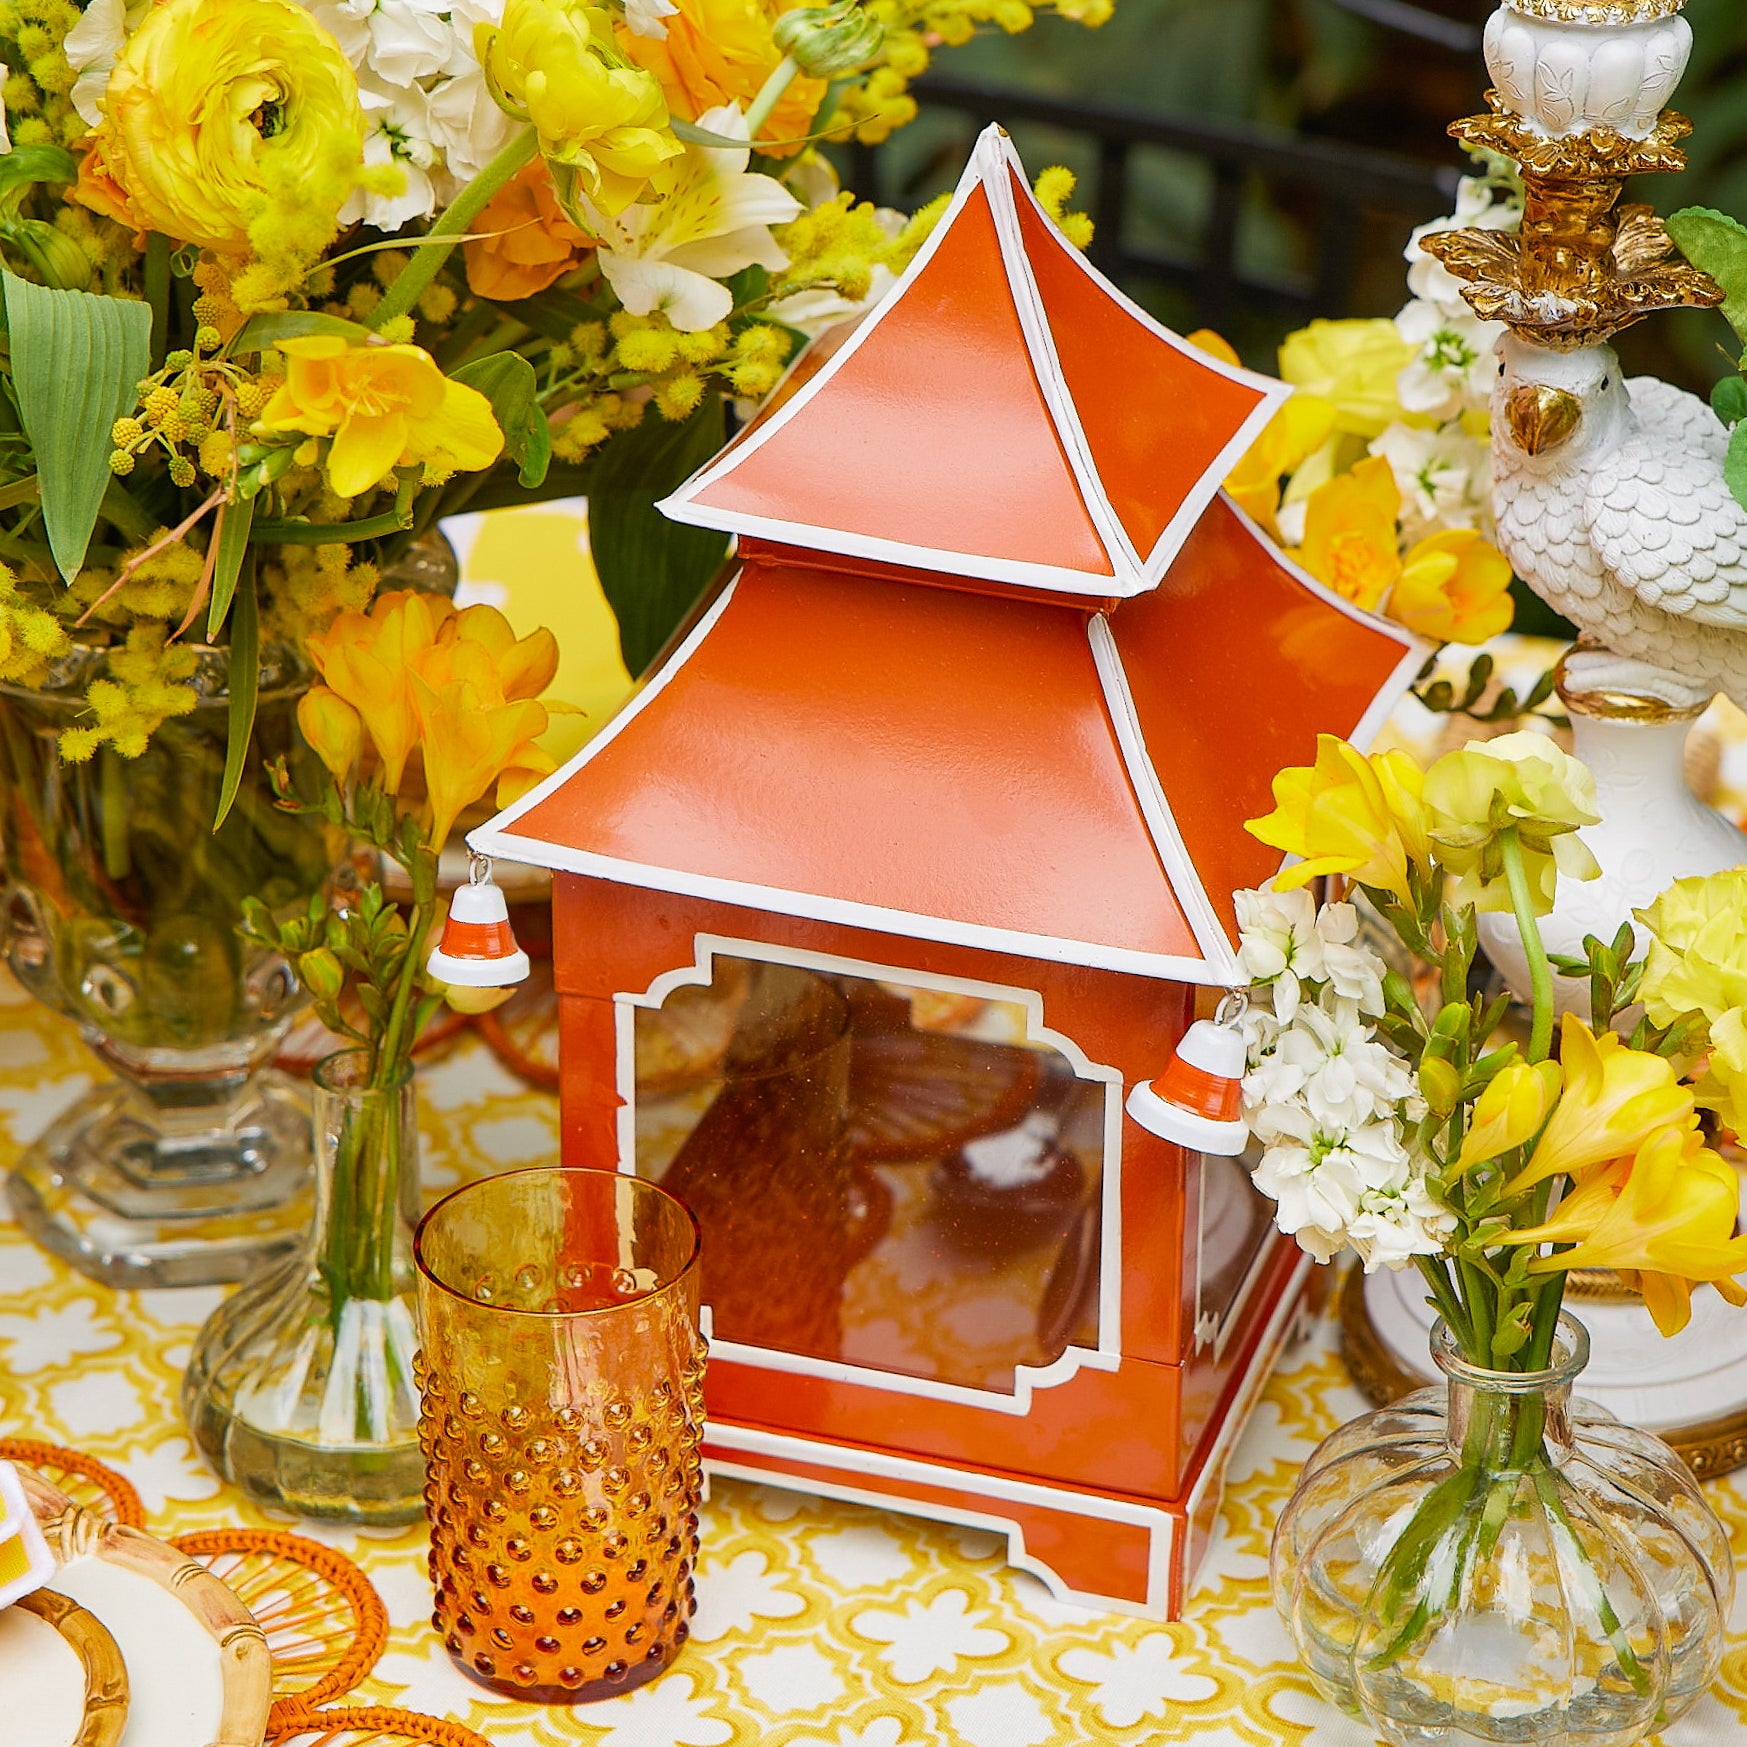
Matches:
[257,338,503,499]
[1636,867,1747,1028]
[296,686,363,786]
[1693,1005,1747,1139]
[1290,455,1401,611]
[1420,731,1601,916]
[412,674,554,849]
[1388,529,1516,647]
[1226,394,1339,543]
[87,0,368,307]
[481,0,682,220]
[1246,734,1431,910]
[1504,1013,1697,1196]
[1278,319,1412,440]
[620,0,827,157]
[1453,1057,1561,1175]
[1501,1125,1747,1337]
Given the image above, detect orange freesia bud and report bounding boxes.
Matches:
[1505,1013,1698,1197]
[296,685,363,785]
[1454,1057,1561,1175]
[1246,734,1431,911]
[1502,1125,1747,1337]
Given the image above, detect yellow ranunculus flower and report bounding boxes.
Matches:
[1246,734,1431,910]
[620,0,828,157]
[1636,867,1747,1029]
[1420,731,1600,916]
[1225,394,1339,543]
[1501,1125,1747,1337]
[481,0,681,220]
[1388,529,1515,647]
[90,0,367,303]
[1504,1013,1697,1196]
[1278,318,1412,440]
[257,338,503,499]
[1453,1057,1561,1175]
[1290,454,1401,612]
[297,686,363,785]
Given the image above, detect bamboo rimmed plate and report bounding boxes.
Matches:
[18,1467,272,1747]
[3,1586,129,1747]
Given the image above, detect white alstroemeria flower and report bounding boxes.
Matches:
[1371,423,1490,543]
[1395,297,1504,423]
[623,0,678,36]
[1235,885,1325,1021]
[64,0,150,125]
[592,105,802,333]
[342,85,442,228]
[1313,901,1386,1015]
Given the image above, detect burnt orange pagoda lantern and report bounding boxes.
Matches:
[472,126,1424,1618]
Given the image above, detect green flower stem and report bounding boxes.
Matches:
[1499,824,1554,1065]
[370,127,539,332]
[744,54,800,139]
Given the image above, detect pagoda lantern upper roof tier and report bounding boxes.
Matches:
[659,127,1290,600]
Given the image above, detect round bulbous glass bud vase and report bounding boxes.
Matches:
[181,1050,424,1523]
[1272,1316,1732,1747]
[1,643,337,1287]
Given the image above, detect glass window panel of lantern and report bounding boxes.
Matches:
[1191,1138,1277,1357]
[631,954,1109,1393]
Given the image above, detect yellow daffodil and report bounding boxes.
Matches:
[1504,1013,1697,1196]
[1420,731,1601,916]
[1291,455,1402,612]
[465,160,592,300]
[1388,529,1516,647]
[296,686,363,786]
[1636,868,1747,1028]
[86,0,369,306]
[257,338,503,499]
[1453,1057,1561,1174]
[1278,318,1412,440]
[1226,394,1339,542]
[620,0,828,156]
[1501,1125,1747,1336]
[1246,734,1432,910]
[481,0,682,219]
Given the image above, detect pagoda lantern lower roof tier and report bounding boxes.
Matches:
[475,497,1422,985]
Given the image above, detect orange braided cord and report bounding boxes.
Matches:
[0,1438,145,1527]
[266,1707,494,1747]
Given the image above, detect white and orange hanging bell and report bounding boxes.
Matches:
[426,852,531,988]
[1126,991,1249,1156]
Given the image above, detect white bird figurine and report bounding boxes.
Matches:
[1492,331,1747,709]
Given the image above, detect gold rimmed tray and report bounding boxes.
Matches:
[18,1467,272,1747]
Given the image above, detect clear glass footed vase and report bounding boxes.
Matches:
[1272,1315,1733,1747]
[0,643,336,1287]
[181,1050,424,1523]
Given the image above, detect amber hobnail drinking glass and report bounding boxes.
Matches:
[413,1166,705,1702]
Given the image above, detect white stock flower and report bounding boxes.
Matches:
[1312,901,1386,1014]
[310,0,457,85]
[1371,423,1490,542]
[1404,171,1522,314]
[342,85,442,227]
[1395,297,1504,424]
[1348,1175,1456,1272]
[592,106,802,332]
[1235,885,1325,1021]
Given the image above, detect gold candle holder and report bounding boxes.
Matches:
[413,1166,705,1704]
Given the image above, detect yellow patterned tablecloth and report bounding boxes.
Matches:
[8,977,1747,1746]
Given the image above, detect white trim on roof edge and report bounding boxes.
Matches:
[657,123,1287,598]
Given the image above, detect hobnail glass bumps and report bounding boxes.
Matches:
[1273,1315,1732,1746]
[414,1166,706,1703]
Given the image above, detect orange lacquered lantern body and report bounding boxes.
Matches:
[472,127,1423,1617]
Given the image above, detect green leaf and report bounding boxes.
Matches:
[452,352,551,488]
[1668,207,1747,346]
[214,560,258,831]
[0,144,76,209]
[1726,421,1747,514]
[588,395,731,677]
[228,310,374,355]
[1714,373,1747,427]
[207,494,255,640]
[2,271,151,582]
